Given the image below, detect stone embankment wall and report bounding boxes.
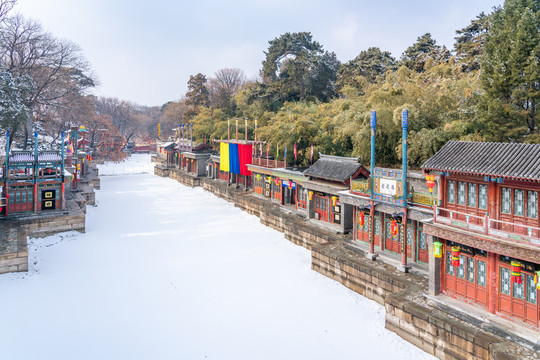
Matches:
[0,222,28,274]
[158,166,540,360]
[0,163,100,275]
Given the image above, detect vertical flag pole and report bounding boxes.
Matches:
[367,111,377,260]
[400,109,410,272]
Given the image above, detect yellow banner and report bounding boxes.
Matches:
[220,142,230,172]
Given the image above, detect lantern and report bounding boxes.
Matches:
[358,211,365,227]
[433,241,443,258]
[535,271,540,290]
[390,219,398,237]
[288,181,293,189]
[511,261,522,284]
[425,174,436,193]
[275,177,280,185]
[256,174,261,181]
[451,246,461,267]
[308,191,313,201]
[332,196,338,207]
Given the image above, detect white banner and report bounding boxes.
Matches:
[380,178,397,196]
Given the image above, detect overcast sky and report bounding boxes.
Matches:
[14,0,502,107]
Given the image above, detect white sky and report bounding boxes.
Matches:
[0,154,437,359]
[14,0,502,107]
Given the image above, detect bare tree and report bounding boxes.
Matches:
[0,0,16,22]
[0,14,95,145]
[208,68,246,115]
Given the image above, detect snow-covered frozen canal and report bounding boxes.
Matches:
[0,154,435,359]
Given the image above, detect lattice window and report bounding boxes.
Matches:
[526,274,537,304]
[419,231,426,250]
[476,260,486,286]
[446,251,454,275]
[500,267,511,295]
[385,221,391,239]
[467,183,477,207]
[375,218,381,236]
[457,182,466,205]
[527,191,537,218]
[407,227,413,246]
[478,185,488,210]
[514,190,524,216]
[467,258,475,283]
[447,181,455,203]
[457,255,466,279]
[501,188,511,214]
[513,274,525,299]
[363,217,369,232]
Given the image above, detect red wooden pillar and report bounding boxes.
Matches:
[487,251,497,314]
[353,207,357,241]
[381,213,385,251]
[61,182,65,211]
[369,202,375,254]
[400,208,409,271]
[33,183,38,213]
[5,184,9,217]
[488,181,498,222]
[413,220,418,263]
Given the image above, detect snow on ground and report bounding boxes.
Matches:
[0,154,436,360]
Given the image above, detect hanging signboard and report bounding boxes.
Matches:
[281,180,296,189]
[41,189,56,210]
[380,178,397,196]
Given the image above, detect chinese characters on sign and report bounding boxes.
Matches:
[380,178,397,196]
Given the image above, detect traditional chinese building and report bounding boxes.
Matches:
[177,143,214,177]
[247,165,307,206]
[341,169,437,266]
[4,135,66,216]
[158,141,176,167]
[216,140,257,188]
[422,141,540,329]
[301,154,369,233]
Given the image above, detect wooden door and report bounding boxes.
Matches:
[498,264,539,326]
[443,251,487,307]
[416,228,429,263]
[384,219,400,254]
[314,194,328,222]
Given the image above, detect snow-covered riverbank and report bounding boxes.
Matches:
[0,154,435,360]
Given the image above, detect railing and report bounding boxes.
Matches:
[434,206,540,247]
[350,179,371,194]
[410,191,438,207]
[251,156,286,168]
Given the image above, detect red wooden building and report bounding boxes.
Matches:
[4,149,66,216]
[340,169,437,265]
[302,154,369,234]
[247,165,307,207]
[422,141,540,329]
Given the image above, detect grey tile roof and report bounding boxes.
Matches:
[421,141,540,181]
[304,153,367,183]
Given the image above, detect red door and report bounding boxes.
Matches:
[9,186,33,213]
[443,250,488,307]
[314,194,328,222]
[498,264,539,326]
[354,209,370,244]
[416,227,429,263]
[384,218,400,254]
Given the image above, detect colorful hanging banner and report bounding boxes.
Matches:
[229,143,240,174]
[220,142,230,172]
